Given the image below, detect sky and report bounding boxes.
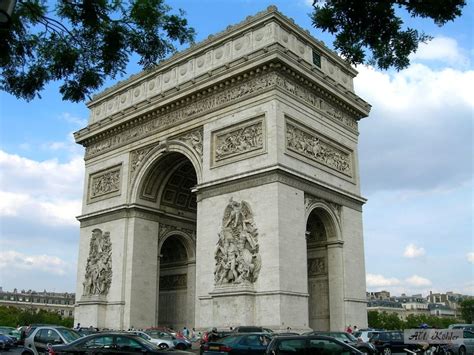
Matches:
[0,0,473,297]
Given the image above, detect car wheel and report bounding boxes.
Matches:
[175,343,186,350]
[383,347,392,355]
[159,343,169,350]
[458,346,466,355]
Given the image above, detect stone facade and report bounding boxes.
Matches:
[0,288,75,318]
[74,6,370,332]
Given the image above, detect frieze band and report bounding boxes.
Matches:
[84,69,358,159]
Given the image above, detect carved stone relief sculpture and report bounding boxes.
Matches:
[213,117,265,166]
[214,198,261,286]
[88,165,122,203]
[286,121,352,177]
[176,128,203,159]
[308,257,326,276]
[83,229,112,296]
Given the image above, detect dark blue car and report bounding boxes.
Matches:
[201,333,272,355]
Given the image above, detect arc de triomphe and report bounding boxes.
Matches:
[74,6,371,332]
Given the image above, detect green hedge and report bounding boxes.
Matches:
[368,310,460,330]
[0,306,73,328]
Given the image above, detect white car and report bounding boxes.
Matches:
[353,329,380,343]
[128,330,175,349]
[23,326,82,355]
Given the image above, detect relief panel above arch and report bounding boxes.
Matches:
[285,117,354,181]
[211,115,266,167]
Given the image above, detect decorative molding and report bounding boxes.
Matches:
[215,198,261,286]
[84,71,278,159]
[212,116,265,166]
[160,274,187,290]
[308,257,326,276]
[87,164,122,203]
[159,222,195,241]
[82,229,112,296]
[129,144,157,184]
[82,68,359,160]
[82,6,362,124]
[286,119,353,177]
[175,128,203,160]
[305,194,342,223]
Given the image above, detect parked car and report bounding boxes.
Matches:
[369,331,414,355]
[304,331,375,354]
[76,327,99,336]
[353,330,380,343]
[448,324,474,332]
[233,327,274,334]
[0,333,15,350]
[49,332,195,355]
[130,330,175,349]
[201,332,272,355]
[0,326,21,345]
[23,326,82,355]
[445,330,474,355]
[265,334,363,355]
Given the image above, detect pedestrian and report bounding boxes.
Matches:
[182,326,189,338]
[346,325,353,334]
[75,323,81,330]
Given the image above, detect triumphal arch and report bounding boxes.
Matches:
[74,6,371,332]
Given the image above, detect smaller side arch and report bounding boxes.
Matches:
[159,229,196,262]
[305,198,342,242]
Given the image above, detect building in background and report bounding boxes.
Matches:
[367,290,472,320]
[0,287,75,318]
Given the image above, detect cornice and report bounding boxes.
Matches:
[75,54,370,160]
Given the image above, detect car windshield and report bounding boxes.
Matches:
[345,333,358,342]
[146,331,172,340]
[57,328,82,343]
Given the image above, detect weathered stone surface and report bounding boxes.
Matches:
[74,6,370,332]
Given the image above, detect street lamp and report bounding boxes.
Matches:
[0,0,16,27]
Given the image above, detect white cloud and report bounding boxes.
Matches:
[0,250,71,276]
[0,150,83,226]
[355,64,474,194]
[467,252,474,264]
[406,275,432,287]
[366,273,401,287]
[60,112,87,127]
[410,36,470,68]
[403,243,426,258]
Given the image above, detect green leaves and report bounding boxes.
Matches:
[311,0,465,70]
[0,0,195,102]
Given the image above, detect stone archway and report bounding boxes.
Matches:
[305,199,343,331]
[133,152,197,328]
[158,234,193,329]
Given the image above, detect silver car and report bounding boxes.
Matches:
[130,330,175,349]
[446,330,474,355]
[23,326,82,355]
